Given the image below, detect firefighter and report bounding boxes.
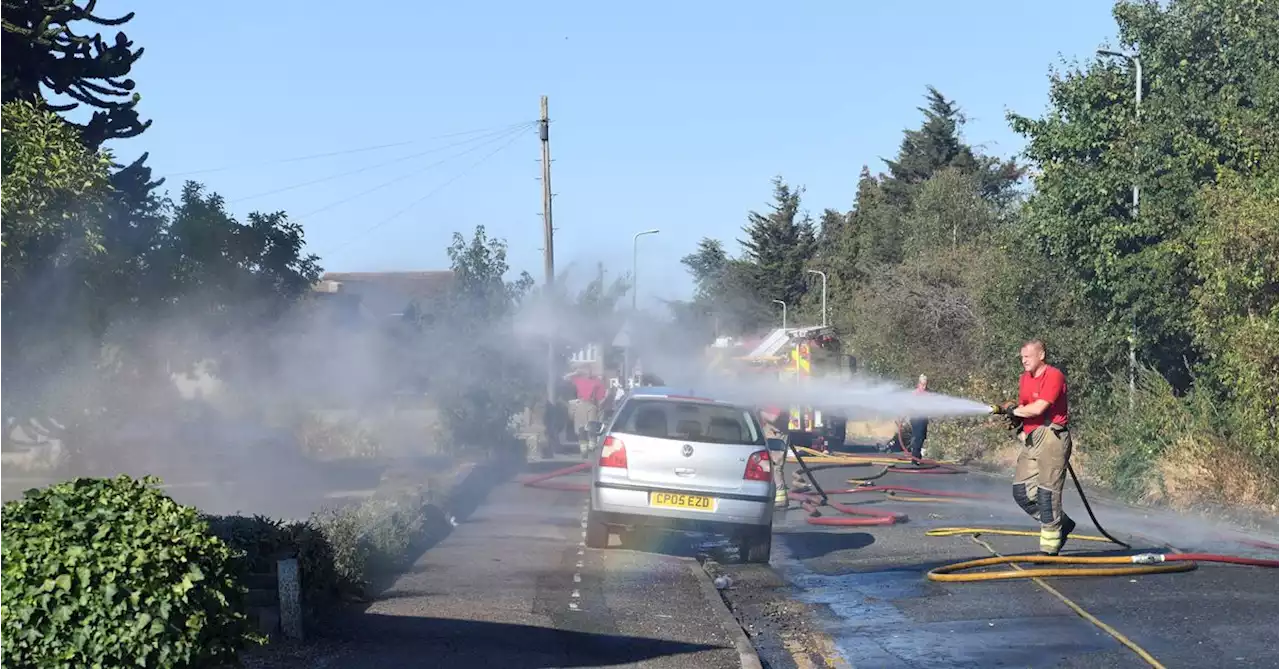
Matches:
[905,374,930,460]
[883,374,929,459]
[567,369,607,459]
[993,339,1075,555]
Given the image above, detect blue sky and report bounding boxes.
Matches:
[108,0,1123,307]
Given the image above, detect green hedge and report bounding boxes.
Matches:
[1,471,455,667]
[202,514,359,622]
[0,476,258,669]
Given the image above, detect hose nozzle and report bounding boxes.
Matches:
[988,404,1006,415]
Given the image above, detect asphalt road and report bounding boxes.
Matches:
[272,457,745,669]
[712,443,1280,669]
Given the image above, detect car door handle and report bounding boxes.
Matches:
[674,468,695,476]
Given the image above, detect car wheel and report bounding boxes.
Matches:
[585,509,610,549]
[741,527,772,564]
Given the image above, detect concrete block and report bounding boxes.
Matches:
[276,557,303,641]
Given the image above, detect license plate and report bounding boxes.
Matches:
[649,492,717,512]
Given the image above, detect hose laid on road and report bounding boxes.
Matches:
[521,462,590,492]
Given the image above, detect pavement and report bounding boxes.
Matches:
[712,441,1280,669]
[263,456,747,669]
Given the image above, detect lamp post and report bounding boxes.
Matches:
[807,269,828,328]
[625,229,659,382]
[772,299,787,330]
[1098,48,1142,409]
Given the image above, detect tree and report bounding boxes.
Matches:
[1,100,115,426]
[445,224,534,323]
[738,177,816,315]
[2,0,165,281]
[2,0,149,147]
[680,237,764,335]
[421,225,539,452]
[1189,172,1278,459]
[1008,0,1278,391]
[881,87,1023,208]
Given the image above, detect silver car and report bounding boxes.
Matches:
[586,387,776,563]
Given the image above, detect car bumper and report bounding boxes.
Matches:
[591,480,774,529]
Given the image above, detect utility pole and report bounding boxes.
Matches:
[540,96,556,404]
[1098,49,1142,409]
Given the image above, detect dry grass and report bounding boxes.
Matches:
[846,420,898,441]
[1154,436,1279,513]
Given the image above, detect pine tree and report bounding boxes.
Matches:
[738,177,816,309]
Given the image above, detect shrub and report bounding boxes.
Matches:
[202,515,359,621]
[0,475,257,668]
[310,487,436,595]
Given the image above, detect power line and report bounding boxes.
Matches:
[320,129,530,259]
[229,124,533,204]
[297,123,535,219]
[163,121,534,178]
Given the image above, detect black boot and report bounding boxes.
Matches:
[1042,516,1076,556]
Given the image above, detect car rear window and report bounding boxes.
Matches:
[611,399,765,446]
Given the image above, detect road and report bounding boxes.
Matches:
[713,442,1280,669]
[259,457,749,669]
[243,442,1276,669]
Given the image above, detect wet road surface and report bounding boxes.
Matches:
[713,443,1279,669]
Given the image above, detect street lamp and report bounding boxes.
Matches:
[631,229,660,312]
[625,229,659,383]
[772,299,787,330]
[807,269,828,328]
[1098,48,1142,408]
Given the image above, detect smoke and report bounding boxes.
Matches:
[0,270,507,518]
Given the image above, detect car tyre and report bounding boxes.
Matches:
[741,527,772,564]
[585,509,610,549]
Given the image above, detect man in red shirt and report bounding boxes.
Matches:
[567,369,607,459]
[1001,339,1075,555]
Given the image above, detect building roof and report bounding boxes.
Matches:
[316,271,455,318]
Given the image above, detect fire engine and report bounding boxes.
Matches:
[708,325,850,451]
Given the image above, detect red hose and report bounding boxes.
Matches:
[837,485,995,500]
[521,462,590,492]
[793,491,905,526]
[884,423,964,474]
[1236,538,1280,551]
[1166,553,1279,568]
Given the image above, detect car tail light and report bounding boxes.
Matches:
[744,450,772,482]
[599,435,628,469]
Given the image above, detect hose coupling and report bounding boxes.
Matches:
[1130,553,1167,564]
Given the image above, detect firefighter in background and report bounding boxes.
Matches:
[890,373,931,463]
[566,369,607,459]
[992,339,1075,556]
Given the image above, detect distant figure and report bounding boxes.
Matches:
[906,375,930,461]
[887,374,929,461]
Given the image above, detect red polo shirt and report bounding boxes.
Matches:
[1018,364,1069,434]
